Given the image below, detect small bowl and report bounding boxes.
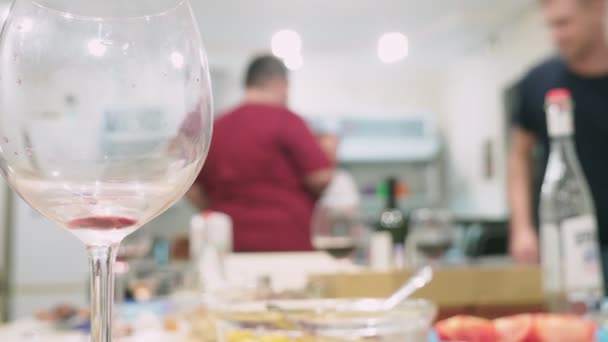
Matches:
[212,298,437,342]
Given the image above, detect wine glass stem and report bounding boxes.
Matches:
[88,244,119,342]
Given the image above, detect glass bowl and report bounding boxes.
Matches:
[212,298,437,342]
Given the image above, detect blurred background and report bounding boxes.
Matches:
[0,0,569,322]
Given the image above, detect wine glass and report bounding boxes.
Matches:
[406,209,455,267]
[0,0,212,340]
[311,201,363,266]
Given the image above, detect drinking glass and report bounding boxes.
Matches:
[406,209,455,267]
[311,202,363,264]
[0,0,213,340]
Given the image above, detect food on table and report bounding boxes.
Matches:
[529,314,595,342]
[187,287,317,341]
[164,316,179,332]
[435,315,499,342]
[129,279,158,302]
[214,286,315,304]
[214,299,436,342]
[35,304,89,323]
[113,320,134,338]
[227,330,256,342]
[435,313,596,342]
[188,308,217,342]
[493,314,533,342]
[226,329,340,342]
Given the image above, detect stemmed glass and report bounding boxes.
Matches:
[0,0,212,340]
[311,202,363,266]
[407,209,455,267]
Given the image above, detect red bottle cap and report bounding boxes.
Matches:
[546,88,572,102]
[545,88,574,137]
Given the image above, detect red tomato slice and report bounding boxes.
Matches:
[530,314,595,342]
[436,315,500,342]
[494,314,534,342]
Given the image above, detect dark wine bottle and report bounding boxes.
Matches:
[376,177,408,245]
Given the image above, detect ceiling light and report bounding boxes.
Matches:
[271,29,302,59]
[377,32,409,64]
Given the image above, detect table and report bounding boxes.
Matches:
[0,319,192,341]
[310,264,545,319]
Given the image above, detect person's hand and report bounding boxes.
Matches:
[509,226,539,264]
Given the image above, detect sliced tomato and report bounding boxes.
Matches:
[494,314,534,342]
[436,315,500,342]
[529,314,595,342]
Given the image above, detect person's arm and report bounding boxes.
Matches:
[507,128,539,264]
[280,112,335,195]
[185,184,208,211]
[305,169,334,195]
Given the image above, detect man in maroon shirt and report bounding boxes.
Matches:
[187,55,334,252]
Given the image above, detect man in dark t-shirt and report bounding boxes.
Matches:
[186,55,334,252]
[509,0,608,265]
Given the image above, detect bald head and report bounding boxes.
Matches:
[244,55,288,89]
[243,55,290,106]
[541,0,607,62]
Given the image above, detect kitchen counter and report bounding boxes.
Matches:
[310,263,544,319]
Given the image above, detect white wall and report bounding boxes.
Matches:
[10,195,88,319]
[207,51,442,120]
[440,8,553,220]
[290,54,441,118]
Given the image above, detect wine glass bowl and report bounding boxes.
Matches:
[0,0,211,245]
[407,209,455,266]
[0,0,212,340]
[311,203,362,261]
